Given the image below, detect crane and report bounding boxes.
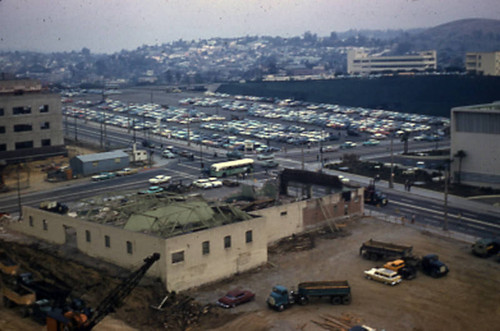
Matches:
[46,252,160,331]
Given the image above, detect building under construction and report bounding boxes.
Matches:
[7,169,364,292]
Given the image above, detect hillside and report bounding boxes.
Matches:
[399,19,500,67]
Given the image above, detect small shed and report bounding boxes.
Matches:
[70,150,130,176]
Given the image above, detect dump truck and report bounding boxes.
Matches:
[364,185,388,206]
[360,239,413,260]
[267,281,351,311]
[471,238,500,257]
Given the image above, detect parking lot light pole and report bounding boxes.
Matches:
[389,133,394,188]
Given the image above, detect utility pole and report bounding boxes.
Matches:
[389,133,394,188]
[187,109,191,147]
[301,143,305,170]
[16,164,22,218]
[443,161,450,231]
[74,115,78,142]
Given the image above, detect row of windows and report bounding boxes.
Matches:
[455,112,500,134]
[0,139,52,152]
[0,122,50,133]
[28,216,135,255]
[2,105,49,116]
[172,230,253,264]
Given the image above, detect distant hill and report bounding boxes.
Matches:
[396,19,500,68]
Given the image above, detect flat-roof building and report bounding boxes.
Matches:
[0,79,65,163]
[450,102,500,188]
[465,51,500,76]
[347,49,437,76]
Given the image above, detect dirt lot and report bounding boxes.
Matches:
[1,216,499,331]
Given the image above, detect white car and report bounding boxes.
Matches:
[192,178,223,189]
[208,177,223,188]
[364,267,402,286]
[149,175,172,185]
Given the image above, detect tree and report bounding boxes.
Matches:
[453,150,466,184]
[400,131,410,154]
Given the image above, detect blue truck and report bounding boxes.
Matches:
[267,281,351,311]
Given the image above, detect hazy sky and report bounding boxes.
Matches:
[1,0,498,54]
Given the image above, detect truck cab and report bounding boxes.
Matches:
[266,285,294,311]
[472,238,500,257]
[421,254,449,278]
[364,185,388,206]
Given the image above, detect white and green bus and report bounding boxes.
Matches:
[210,158,254,177]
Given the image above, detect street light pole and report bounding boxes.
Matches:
[443,161,450,231]
[389,133,394,188]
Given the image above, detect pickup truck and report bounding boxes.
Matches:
[267,281,351,311]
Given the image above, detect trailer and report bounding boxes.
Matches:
[360,239,413,261]
[267,280,351,311]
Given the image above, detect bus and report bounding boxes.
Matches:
[210,158,254,177]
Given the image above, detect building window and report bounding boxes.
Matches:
[92,161,99,167]
[39,105,49,113]
[202,241,210,255]
[14,124,33,132]
[105,235,110,248]
[0,108,4,116]
[172,251,184,264]
[42,219,48,231]
[41,122,50,130]
[126,241,133,254]
[41,139,51,147]
[29,216,33,227]
[245,230,253,243]
[0,126,5,134]
[280,211,287,216]
[13,106,31,115]
[114,158,121,163]
[0,144,5,152]
[224,235,231,249]
[15,141,33,150]
[85,230,91,242]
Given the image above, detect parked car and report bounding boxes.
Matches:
[116,167,138,176]
[149,175,172,184]
[91,172,116,181]
[138,186,164,195]
[364,267,402,286]
[217,289,255,308]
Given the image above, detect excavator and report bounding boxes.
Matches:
[46,252,160,331]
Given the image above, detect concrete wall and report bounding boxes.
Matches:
[11,207,166,281]
[9,190,363,292]
[164,217,267,292]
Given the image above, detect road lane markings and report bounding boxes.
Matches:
[390,200,500,229]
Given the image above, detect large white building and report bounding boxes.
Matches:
[450,102,500,188]
[347,49,437,76]
[0,79,65,163]
[465,52,500,76]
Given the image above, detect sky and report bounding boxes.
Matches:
[0,0,498,54]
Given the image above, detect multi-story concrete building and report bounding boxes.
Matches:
[347,49,437,76]
[450,102,500,188]
[465,52,500,76]
[0,79,65,163]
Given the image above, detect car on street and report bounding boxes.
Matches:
[138,186,164,195]
[226,150,243,160]
[322,145,339,152]
[116,167,138,176]
[178,150,195,159]
[261,160,279,169]
[362,139,380,146]
[364,267,402,286]
[91,172,116,181]
[149,175,172,185]
[162,150,176,159]
[340,141,357,149]
[257,153,274,161]
[217,289,255,308]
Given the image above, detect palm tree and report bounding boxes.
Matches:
[453,150,466,184]
[401,131,410,154]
